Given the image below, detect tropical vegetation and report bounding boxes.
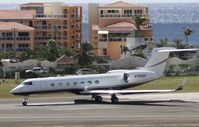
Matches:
[75,41,94,67]
[133,15,148,43]
[182,27,193,45]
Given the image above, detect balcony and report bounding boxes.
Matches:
[16,37,30,40]
[35,36,66,40]
[0,47,30,52]
[35,36,52,40]
[16,47,30,51]
[0,37,13,40]
[35,25,51,29]
[0,48,14,51]
[0,37,30,41]
[99,37,127,42]
[100,14,149,18]
[34,14,67,19]
[34,25,68,30]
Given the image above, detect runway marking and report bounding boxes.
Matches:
[99,124,199,127]
[0,115,199,119]
[52,107,118,110]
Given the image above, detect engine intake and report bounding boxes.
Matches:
[123,73,129,82]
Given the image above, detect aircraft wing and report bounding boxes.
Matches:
[81,78,187,95]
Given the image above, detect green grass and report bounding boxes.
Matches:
[0,80,21,98]
[133,76,199,92]
[0,76,199,99]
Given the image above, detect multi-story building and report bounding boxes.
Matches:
[0,2,82,52]
[0,22,35,52]
[89,1,153,60]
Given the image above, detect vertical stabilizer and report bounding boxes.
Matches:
[140,47,199,78]
[140,47,174,78]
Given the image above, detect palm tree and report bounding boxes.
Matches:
[18,49,35,61]
[183,27,193,45]
[120,45,129,56]
[157,38,168,47]
[133,15,148,43]
[173,38,186,49]
[46,39,60,61]
[76,41,93,67]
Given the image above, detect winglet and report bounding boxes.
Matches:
[175,77,187,91]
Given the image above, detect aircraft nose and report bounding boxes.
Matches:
[10,85,23,95]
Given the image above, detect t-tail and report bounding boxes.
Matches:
[139,47,199,78]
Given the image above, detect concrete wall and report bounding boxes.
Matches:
[166,56,199,72]
[111,56,146,69]
[111,54,199,72]
[2,59,57,73]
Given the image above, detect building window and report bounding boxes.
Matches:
[18,44,29,51]
[18,32,29,37]
[103,48,107,55]
[108,10,119,13]
[144,38,148,41]
[2,32,12,37]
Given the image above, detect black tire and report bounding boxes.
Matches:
[22,101,27,106]
[95,96,102,103]
[111,96,119,103]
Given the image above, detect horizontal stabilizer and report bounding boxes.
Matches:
[158,48,199,53]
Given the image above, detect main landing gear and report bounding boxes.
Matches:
[111,94,119,103]
[93,94,119,104]
[22,96,29,106]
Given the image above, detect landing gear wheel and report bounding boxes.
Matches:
[111,95,119,103]
[22,101,27,106]
[95,96,102,103]
[22,96,29,106]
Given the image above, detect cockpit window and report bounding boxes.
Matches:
[24,82,32,85]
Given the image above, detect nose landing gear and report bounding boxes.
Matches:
[22,96,29,106]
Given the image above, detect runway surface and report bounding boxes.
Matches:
[1,93,199,127]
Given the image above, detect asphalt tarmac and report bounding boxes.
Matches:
[0,93,199,127]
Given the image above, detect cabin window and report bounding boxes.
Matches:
[95,80,99,84]
[80,81,84,85]
[24,82,32,85]
[58,83,62,87]
[51,83,55,87]
[74,82,77,85]
[88,81,92,84]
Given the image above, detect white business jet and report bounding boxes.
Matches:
[11,47,198,106]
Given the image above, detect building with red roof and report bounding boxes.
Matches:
[89,1,153,60]
[0,22,35,52]
[0,2,82,53]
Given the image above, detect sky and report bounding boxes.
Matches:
[0,0,199,3]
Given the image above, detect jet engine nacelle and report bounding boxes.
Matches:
[123,73,129,82]
[123,70,156,83]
